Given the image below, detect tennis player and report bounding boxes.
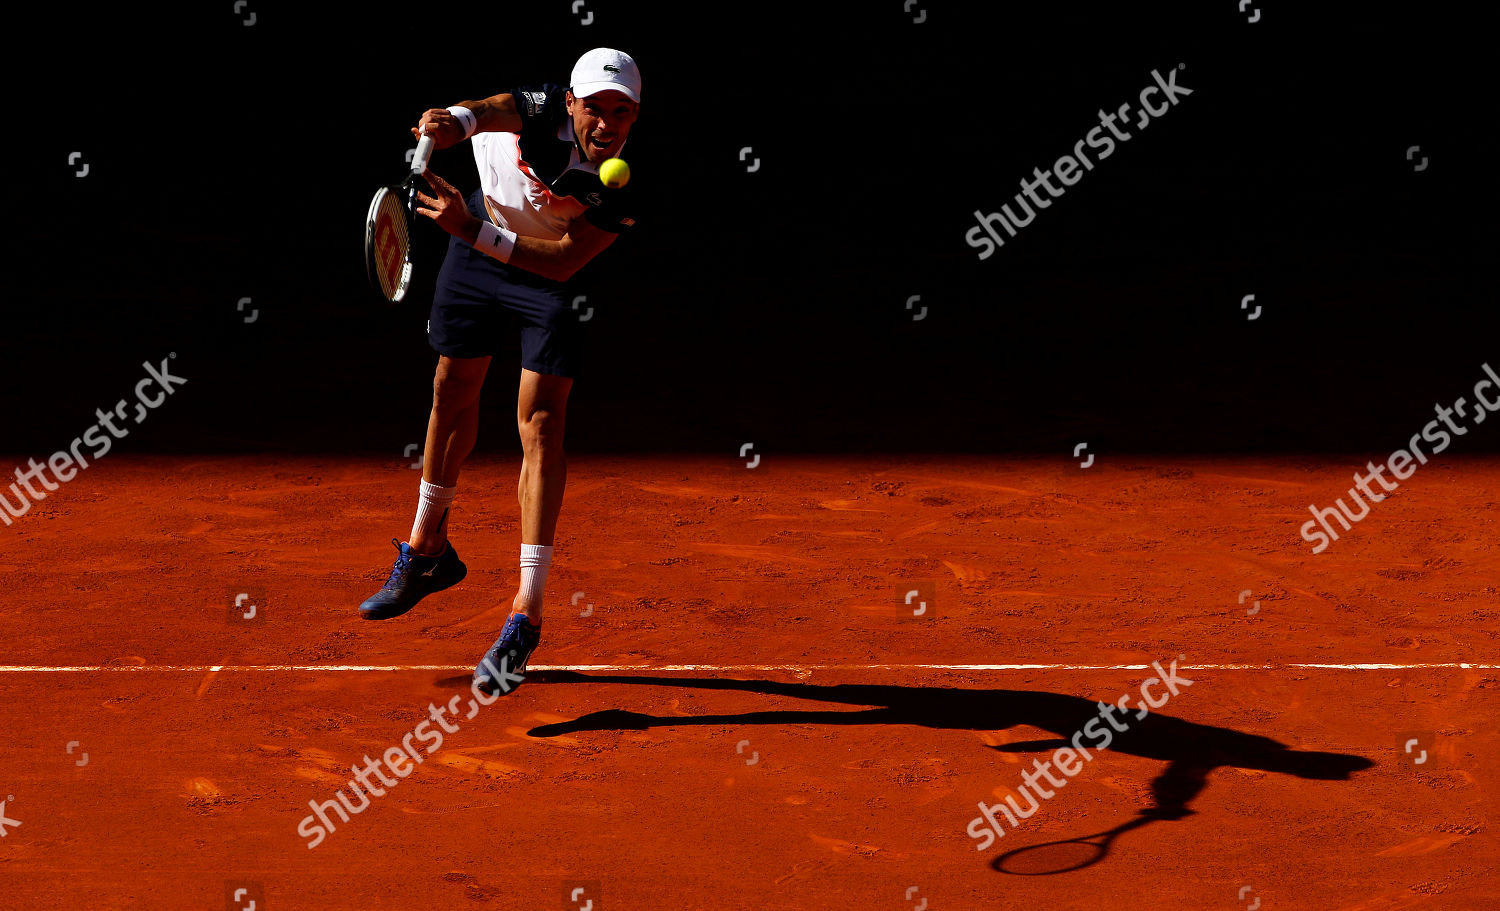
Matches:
[357,48,641,695]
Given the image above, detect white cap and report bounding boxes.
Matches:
[570,48,641,103]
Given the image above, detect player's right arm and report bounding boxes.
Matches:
[411,94,524,148]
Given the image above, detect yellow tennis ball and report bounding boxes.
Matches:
[599,158,630,189]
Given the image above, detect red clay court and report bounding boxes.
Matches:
[2,453,1496,909]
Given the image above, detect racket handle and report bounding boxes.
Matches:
[411,133,434,174]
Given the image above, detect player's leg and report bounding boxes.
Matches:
[409,354,493,555]
[470,368,573,693]
[471,367,570,696]
[473,281,582,693]
[357,353,489,620]
[360,197,504,621]
[512,366,574,623]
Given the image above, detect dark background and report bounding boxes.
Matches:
[11,1,1492,456]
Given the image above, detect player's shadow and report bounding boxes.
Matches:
[523,671,1374,873]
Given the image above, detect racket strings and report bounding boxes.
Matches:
[372,191,411,298]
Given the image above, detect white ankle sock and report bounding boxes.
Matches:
[410,480,456,552]
[517,544,553,620]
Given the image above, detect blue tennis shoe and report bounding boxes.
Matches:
[474,612,542,695]
[359,538,467,620]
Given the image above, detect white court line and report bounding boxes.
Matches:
[0,663,1495,673]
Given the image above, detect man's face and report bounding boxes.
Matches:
[566,89,639,165]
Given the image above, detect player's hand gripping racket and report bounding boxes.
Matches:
[363,131,435,303]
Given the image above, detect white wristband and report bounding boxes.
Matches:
[446,105,478,138]
[476,221,517,262]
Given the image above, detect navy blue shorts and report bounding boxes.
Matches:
[428,190,584,378]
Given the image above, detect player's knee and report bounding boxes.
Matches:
[432,368,483,414]
[518,410,565,456]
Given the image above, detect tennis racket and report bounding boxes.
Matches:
[363,131,435,303]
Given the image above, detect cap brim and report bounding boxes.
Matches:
[573,81,639,103]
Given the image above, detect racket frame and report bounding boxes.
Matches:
[363,132,436,304]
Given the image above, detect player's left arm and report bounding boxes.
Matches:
[506,217,617,283]
[416,169,619,283]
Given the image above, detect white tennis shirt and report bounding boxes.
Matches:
[467,83,637,241]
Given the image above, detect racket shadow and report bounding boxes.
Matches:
[991,813,1159,875]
